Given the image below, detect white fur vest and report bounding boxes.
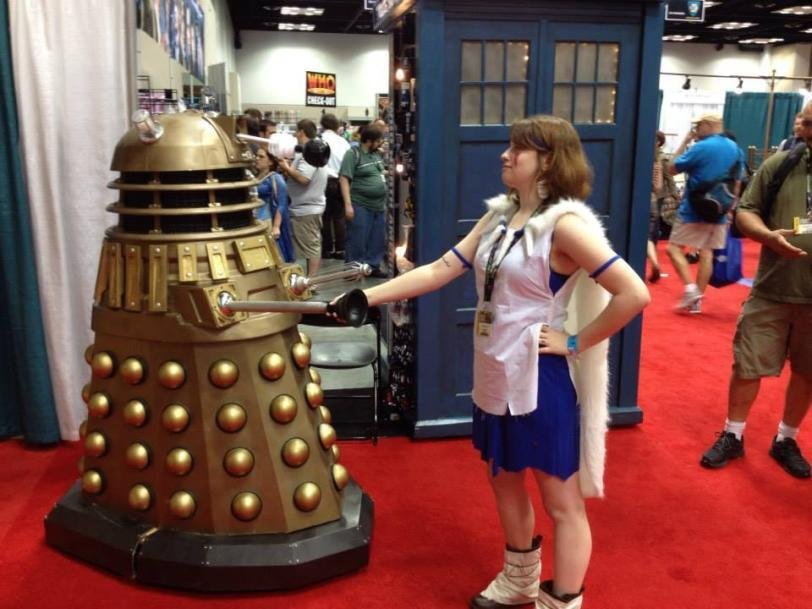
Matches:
[483,194,612,499]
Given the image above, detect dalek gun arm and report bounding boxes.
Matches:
[218,288,369,327]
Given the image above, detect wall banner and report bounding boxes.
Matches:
[305,71,337,107]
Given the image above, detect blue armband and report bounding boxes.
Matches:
[588,254,621,280]
[450,246,473,270]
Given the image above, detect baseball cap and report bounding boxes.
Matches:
[691,113,723,125]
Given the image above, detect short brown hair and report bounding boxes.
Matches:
[508,115,592,202]
[296,119,317,139]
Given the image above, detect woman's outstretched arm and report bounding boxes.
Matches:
[364,212,493,306]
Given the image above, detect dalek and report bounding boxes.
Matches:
[44,110,373,592]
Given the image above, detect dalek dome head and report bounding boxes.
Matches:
[107,110,263,238]
[111,110,253,173]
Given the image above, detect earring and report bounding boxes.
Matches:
[537,180,549,201]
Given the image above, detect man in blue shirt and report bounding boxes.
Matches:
[666,113,741,313]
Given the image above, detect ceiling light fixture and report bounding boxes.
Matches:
[738,37,784,44]
[278,22,316,31]
[773,5,812,15]
[280,6,325,17]
[682,76,692,90]
[709,22,757,30]
[703,1,721,6]
[662,34,697,41]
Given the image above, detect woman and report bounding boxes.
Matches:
[254,147,295,263]
[355,115,649,609]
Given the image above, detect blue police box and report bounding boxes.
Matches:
[378,0,666,437]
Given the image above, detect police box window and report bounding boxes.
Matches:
[305,71,337,107]
[665,0,705,22]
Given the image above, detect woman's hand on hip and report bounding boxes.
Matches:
[538,323,568,355]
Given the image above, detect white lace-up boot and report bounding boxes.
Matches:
[535,579,584,609]
[469,536,542,609]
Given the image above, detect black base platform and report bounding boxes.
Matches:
[44,479,374,592]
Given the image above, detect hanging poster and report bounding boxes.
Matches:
[136,0,206,82]
[306,71,337,107]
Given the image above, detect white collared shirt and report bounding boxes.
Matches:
[471,219,577,415]
[321,129,351,178]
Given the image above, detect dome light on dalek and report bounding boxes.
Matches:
[44,109,373,592]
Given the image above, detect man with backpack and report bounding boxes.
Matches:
[666,113,742,313]
[700,102,812,479]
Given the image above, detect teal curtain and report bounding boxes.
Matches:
[0,0,60,443]
[723,91,805,159]
[769,92,804,147]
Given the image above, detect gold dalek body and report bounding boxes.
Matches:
[44,110,373,591]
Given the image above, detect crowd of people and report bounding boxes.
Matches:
[238,108,390,279]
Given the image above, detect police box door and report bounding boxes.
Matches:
[414,18,641,436]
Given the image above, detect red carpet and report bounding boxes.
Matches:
[1,240,810,609]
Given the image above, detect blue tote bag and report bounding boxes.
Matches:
[710,229,743,288]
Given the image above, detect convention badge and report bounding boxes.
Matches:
[793,216,812,235]
[474,302,494,337]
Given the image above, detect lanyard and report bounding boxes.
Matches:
[483,221,524,303]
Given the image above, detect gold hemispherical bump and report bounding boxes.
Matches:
[123,399,148,427]
[169,491,196,519]
[305,382,324,409]
[319,405,332,424]
[119,357,145,385]
[84,345,94,365]
[308,367,321,384]
[332,464,350,491]
[87,392,111,418]
[81,383,91,403]
[299,331,312,348]
[281,438,310,468]
[318,423,337,450]
[128,484,152,511]
[331,443,341,462]
[223,448,254,477]
[269,394,297,424]
[291,342,311,368]
[158,361,186,389]
[125,443,150,470]
[79,420,88,439]
[258,352,286,381]
[84,431,107,457]
[209,359,239,389]
[162,404,190,432]
[231,492,262,521]
[81,469,104,494]
[91,352,115,379]
[293,482,321,512]
[165,448,193,476]
[216,403,246,432]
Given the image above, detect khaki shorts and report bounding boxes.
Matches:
[669,217,728,250]
[732,294,812,380]
[289,213,323,259]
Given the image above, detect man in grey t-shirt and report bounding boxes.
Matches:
[279,119,328,275]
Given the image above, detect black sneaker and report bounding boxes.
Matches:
[769,437,811,479]
[700,431,744,468]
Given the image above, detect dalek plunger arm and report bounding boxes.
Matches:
[217,289,369,327]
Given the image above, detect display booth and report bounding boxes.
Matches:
[378,0,665,436]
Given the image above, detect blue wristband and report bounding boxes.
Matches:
[566,334,579,356]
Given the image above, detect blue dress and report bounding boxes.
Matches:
[471,269,580,480]
[256,172,295,263]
